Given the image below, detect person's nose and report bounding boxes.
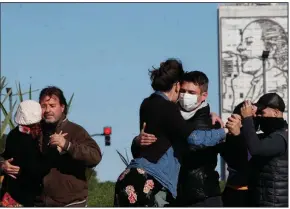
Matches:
[44,106,51,113]
[237,43,246,53]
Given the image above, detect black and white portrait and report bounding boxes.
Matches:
[220,17,288,113]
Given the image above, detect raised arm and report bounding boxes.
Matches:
[187,129,227,147]
[242,117,287,157]
[240,101,287,157]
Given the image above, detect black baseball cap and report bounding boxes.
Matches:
[255,93,285,113]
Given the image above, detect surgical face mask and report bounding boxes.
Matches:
[179,93,199,111]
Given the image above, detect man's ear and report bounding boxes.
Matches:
[201,91,208,101]
[176,82,180,93]
[61,104,65,113]
[273,109,280,117]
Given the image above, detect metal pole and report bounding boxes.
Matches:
[261,50,269,95]
[90,133,104,137]
[262,58,267,94]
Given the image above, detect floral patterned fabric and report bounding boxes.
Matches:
[1,192,23,207]
[114,168,163,207]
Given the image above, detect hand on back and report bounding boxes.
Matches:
[136,122,157,146]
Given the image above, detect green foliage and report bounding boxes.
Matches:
[219,180,226,192]
[0,77,7,90]
[0,77,15,141]
[29,84,32,100]
[0,100,17,131]
[87,170,115,207]
[0,103,15,142]
[15,81,24,102]
[1,88,11,105]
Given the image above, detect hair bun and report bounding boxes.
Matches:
[149,58,184,92]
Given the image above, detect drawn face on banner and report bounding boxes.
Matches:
[237,19,288,76]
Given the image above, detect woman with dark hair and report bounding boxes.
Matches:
[114,59,228,207]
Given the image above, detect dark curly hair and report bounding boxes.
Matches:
[149,58,184,92]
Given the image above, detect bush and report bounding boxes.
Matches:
[88,177,115,206]
[87,169,115,207]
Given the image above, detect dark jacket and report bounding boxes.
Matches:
[136,93,195,163]
[218,134,249,187]
[0,127,46,207]
[242,117,288,207]
[248,129,288,207]
[176,104,221,205]
[35,117,102,207]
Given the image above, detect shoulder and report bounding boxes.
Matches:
[270,129,288,142]
[195,104,211,117]
[6,127,20,138]
[189,105,212,128]
[63,120,90,136]
[141,94,177,111]
[5,127,21,145]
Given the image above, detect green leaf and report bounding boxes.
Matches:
[29,84,32,100]
[16,82,23,102]
[12,89,39,97]
[0,101,17,129]
[67,93,74,114]
[1,88,12,104]
[116,149,129,167]
[0,77,7,91]
[125,148,130,164]
[0,113,11,139]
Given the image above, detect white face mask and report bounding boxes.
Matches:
[179,93,199,111]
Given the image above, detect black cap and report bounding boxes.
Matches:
[255,93,285,113]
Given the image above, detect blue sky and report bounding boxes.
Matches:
[1,2,222,182]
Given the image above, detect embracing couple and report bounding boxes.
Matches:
[0,86,102,207]
[114,58,234,207]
